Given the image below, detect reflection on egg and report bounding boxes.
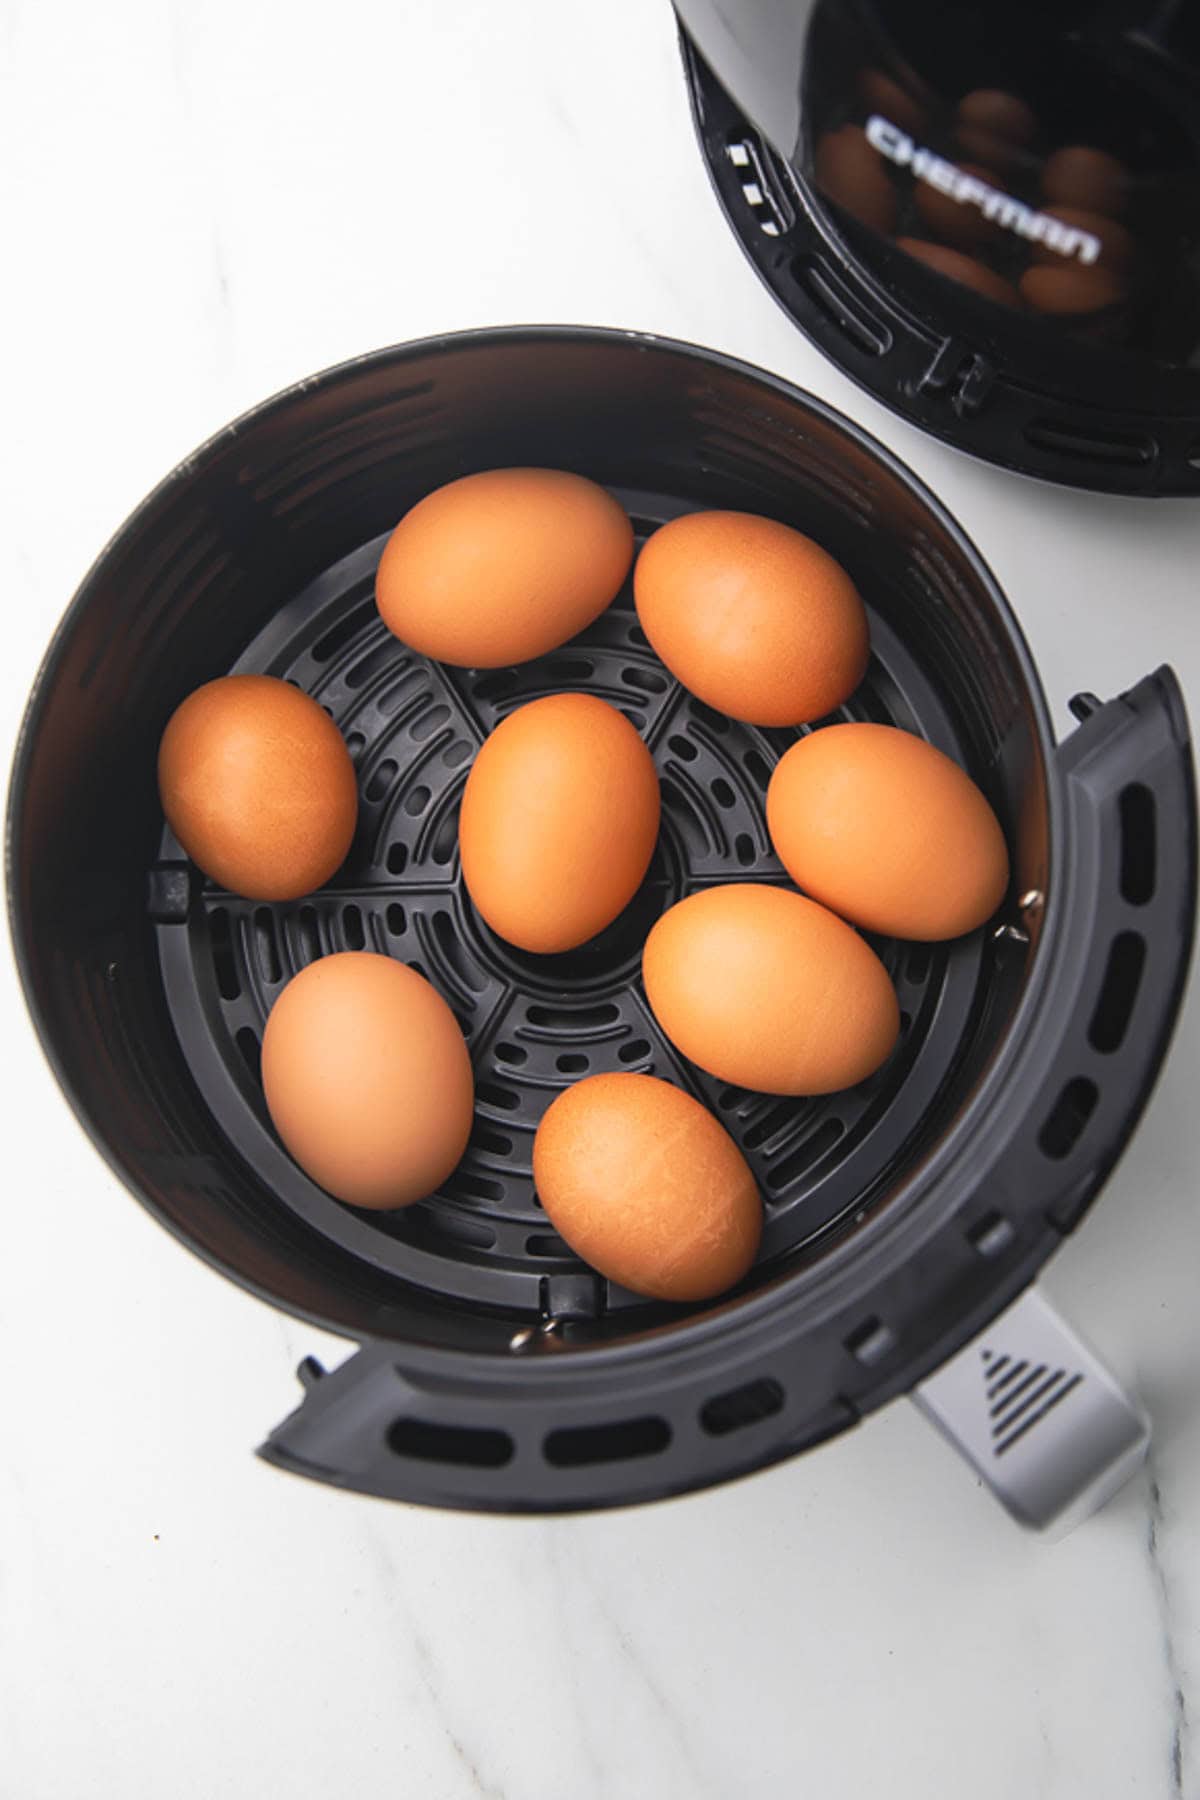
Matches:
[262,953,474,1209]
[896,239,1020,308]
[643,885,899,1096]
[815,124,897,234]
[767,724,1009,940]
[1031,206,1134,272]
[1042,147,1129,219]
[914,162,1001,249]
[955,89,1037,171]
[533,1073,762,1302]
[857,67,927,137]
[158,675,357,901]
[634,511,869,727]
[460,694,659,953]
[1020,263,1127,315]
[376,468,633,668]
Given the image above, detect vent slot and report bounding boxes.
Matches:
[700,1377,784,1437]
[387,1418,513,1468]
[209,909,240,1000]
[1038,1077,1099,1160]
[1088,932,1146,1054]
[342,904,365,950]
[1024,418,1155,468]
[527,1001,620,1032]
[366,759,397,803]
[792,256,892,357]
[544,1416,671,1468]
[1118,783,1156,905]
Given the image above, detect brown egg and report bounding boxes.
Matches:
[642,885,899,1096]
[896,239,1020,307]
[1031,206,1134,271]
[1042,146,1129,219]
[767,724,1009,940]
[814,124,897,234]
[533,1073,762,1302]
[633,511,869,727]
[914,162,1002,248]
[459,694,659,953]
[857,67,927,137]
[1020,263,1128,314]
[158,675,357,901]
[261,952,474,1209]
[375,468,633,668]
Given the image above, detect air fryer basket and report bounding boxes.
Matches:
[8,328,1194,1512]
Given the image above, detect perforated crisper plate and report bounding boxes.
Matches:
[155,492,986,1323]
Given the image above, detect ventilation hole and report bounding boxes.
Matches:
[621,666,668,694]
[344,730,366,760]
[791,255,892,356]
[743,749,771,792]
[474,671,515,702]
[443,740,472,767]
[845,1317,896,1366]
[735,833,756,867]
[386,842,408,875]
[717,1087,745,1112]
[618,1037,652,1064]
[433,909,486,991]
[1038,1077,1099,1160]
[543,657,594,682]
[346,640,400,691]
[430,807,459,865]
[668,734,698,763]
[691,700,729,734]
[906,945,931,984]
[236,1026,261,1084]
[494,1041,527,1067]
[411,703,450,742]
[342,904,365,950]
[404,784,431,816]
[447,1172,505,1204]
[525,1232,571,1258]
[375,671,425,719]
[622,709,647,731]
[711,778,736,809]
[1024,418,1154,468]
[899,1010,912,1035]
[527,1001,620,1031]
[295,905,321,965]
[386,903,407,936]
[700,1377,784,1437]
[477,1081,521,1112]
[366,758,398,802]
[471,1125,513,1156]
[628,623,648,647]
[543,1416,671,1468]
[1118,783,1156,906]
[1088,932,1146,1054]
[426,1209,497,1248]
[742,1100,795,1151]
[767,1118,844,1192]
[252,909,281,984]
[555,1053,588,1074]
[967,1212,1015,1257]
[209,909,240,1000]
[312,602,374,663]
[387,1418,513,1468]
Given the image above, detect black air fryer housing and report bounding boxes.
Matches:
[676,0,1200,494]
[7,329,1196,1512]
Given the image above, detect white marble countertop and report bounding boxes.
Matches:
[3,3,1199,1796]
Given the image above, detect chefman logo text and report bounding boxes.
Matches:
[865,115,1101,265]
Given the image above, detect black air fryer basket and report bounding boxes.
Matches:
[8,329,1195,1516]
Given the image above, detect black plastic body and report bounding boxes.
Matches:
[8,328,1195,1512]
[676,3,1200,494]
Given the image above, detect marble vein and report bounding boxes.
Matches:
[1145,1459,1189,1799]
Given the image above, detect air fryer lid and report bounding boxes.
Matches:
[7,330,1195,1513]
[676,0,1200,494]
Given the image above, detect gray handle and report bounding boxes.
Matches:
[912,1287,1149,1534]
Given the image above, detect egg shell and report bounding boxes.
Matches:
[1030,206,1134,271]
[896,239,1020,308]
[1019,262,1128,315]
[375,468,633,668]
[913,162,1003,249]
[814,124,897,234]
[767,723,1010,940]
[157,674,357,901]
[642,885,899,1096]
[1042,146,1129,219]
[459,694,660,953]
[856,67,927,137]
[261,952,474,1209]
[633,511,869,727]
[532,1073,762,1302]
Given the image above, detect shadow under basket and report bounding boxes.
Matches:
[8,327,1195,1511]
